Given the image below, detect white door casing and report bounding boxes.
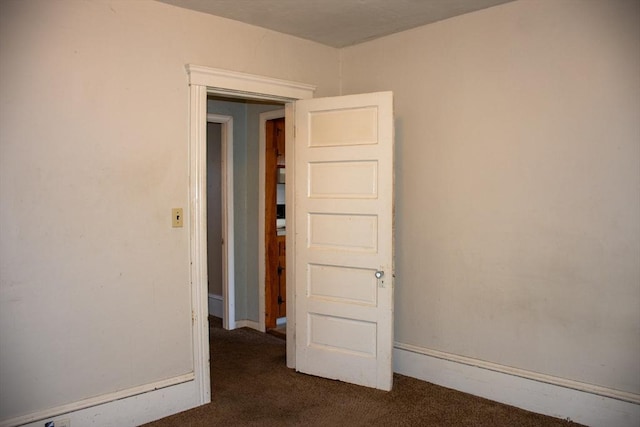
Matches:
[206,114,235,331]
[187,65,315,405]
[294,92,394,391]
[187,65,394,393]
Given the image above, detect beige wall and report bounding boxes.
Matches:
[0,0,338,421]
[341,0,639,395]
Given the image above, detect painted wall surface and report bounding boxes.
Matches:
[341,0,640,396]
[0,0,338,422]
[207,122,223,296]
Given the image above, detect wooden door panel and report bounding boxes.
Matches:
[265,118,286,329]
[277,236,286,318]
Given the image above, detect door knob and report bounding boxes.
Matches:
[375,271,384,279]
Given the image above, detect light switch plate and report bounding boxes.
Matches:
[172,208,183,228]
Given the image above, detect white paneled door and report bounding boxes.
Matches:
[294,92,394,391]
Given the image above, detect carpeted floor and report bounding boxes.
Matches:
[143,318,582,426]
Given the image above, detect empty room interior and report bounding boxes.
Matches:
[0,0,638,426]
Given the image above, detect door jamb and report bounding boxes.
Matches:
[206,113,235,330]
[187,65,316,404]
[258,109,285,333]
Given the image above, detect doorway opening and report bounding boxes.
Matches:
[187,65,316,404]
[207,96,285,336]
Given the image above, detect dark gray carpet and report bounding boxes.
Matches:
[143,317,582,426]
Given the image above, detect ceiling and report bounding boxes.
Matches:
[157,0,515,48]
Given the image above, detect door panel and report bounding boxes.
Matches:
[308,213,378,252]
[295,92,394,391]
[308,264,378,305]
[309,107,379,146]
[265,118,286,329]
[308,314,377,355]
[308,160,378,198]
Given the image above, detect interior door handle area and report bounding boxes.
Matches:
[375,271,384,279]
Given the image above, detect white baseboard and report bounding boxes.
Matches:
[235,319,262,331]
[208,293,223,318]
[3,374,199,427]
[394,343,640,427]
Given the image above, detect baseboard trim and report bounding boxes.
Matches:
[208,293,223,318]
[2,373,196,427]
[394,343,640,427]
[235,319,261,331]
[395,342,639,404]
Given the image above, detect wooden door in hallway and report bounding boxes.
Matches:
[265,117,286,330]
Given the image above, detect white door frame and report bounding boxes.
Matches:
[258,108,286,333]
[206,114,235,330]
[186,65,316,405]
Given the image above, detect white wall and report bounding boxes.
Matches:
[0,0,339,424]
[341,0,639,409]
